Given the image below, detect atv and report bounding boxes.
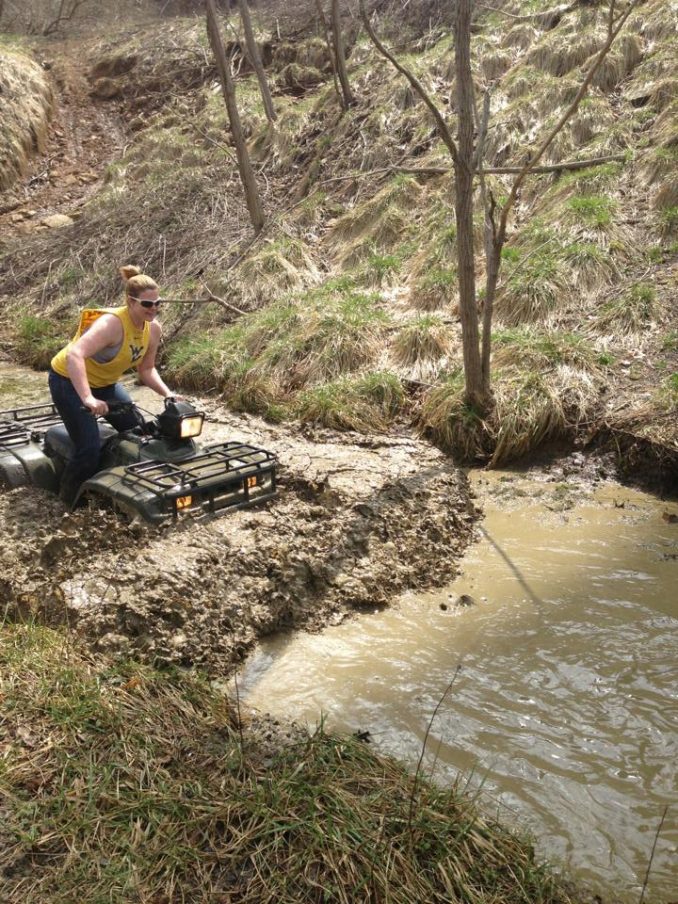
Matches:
[0,397,277,524]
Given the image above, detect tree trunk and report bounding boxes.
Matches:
[454,0,485,409]
[331,0,355,110]
[237,0,276,123]
[314,0,343,108]
[206,0,265,234]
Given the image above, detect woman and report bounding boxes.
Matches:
[49,264,176,506]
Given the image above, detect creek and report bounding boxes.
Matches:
[238,468,678,902]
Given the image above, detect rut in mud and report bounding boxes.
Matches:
[1,398,477,675]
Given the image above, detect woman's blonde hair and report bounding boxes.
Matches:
[120,264,158,299]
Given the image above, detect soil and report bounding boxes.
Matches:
[0,42,127,236]
[0,377,478,675]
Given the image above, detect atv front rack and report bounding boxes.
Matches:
[84,440,277,522]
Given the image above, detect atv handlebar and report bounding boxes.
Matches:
[82,400,137,413]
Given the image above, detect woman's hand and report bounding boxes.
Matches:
[83,396,109,416]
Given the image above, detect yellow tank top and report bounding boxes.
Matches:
[51,306,150,389]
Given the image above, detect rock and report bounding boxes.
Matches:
[42,213,74,228]
[456,593,476,607]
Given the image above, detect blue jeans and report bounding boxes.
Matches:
[48,370,137,503]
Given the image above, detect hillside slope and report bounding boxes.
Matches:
[0,0,676,484]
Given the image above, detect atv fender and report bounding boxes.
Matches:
[0,427,59,491]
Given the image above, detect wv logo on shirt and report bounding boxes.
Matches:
[129,343,144,363]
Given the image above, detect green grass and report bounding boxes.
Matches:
[496,237,566,324]
[1,622,575,904]
[492,327,606,373]
[659,205,678,233]
[165,285,389,418]
[567,195,617,228]
[297,371,405,431]
[14,315,65,368]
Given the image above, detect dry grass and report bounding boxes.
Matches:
[392,315,455,369]
[327,174,423,267]
[0,622,575,904]
[165,283,389,417]
[0,46,53,191]
[418,327,604,465]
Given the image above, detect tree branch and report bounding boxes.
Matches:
[358,0,458,165]
[315,153,627,184]
[497,0,642,242]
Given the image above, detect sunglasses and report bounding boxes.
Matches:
[132,297,163,309]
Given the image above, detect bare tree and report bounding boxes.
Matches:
[41,0,90,35]
[360,0,641,411]
[237,0,276,123]
[313,0,343,108]
[331,0,355,109]
[206,0,265,234]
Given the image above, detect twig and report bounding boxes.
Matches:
[201,282,247,315]
[639,805,669,904]
[407,664,462,836]
[232,674,246,758]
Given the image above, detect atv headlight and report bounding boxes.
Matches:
[157,399,204,440]
[179,415,204,439]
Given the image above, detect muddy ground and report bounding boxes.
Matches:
[0,367,478,675]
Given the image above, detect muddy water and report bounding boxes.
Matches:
[238,472,678,902]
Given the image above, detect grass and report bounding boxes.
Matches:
[393,315,455,367]
[418,328,604,464]
[165,285,389,419]
[297,372,405,431]
[0,622,575,904]
[14,315,65,368]
[595,282,657,333]
[495,235,567,325]
[567,194,617,229]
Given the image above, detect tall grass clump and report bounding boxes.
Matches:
[595,282,657,334]
[14,314,66,368]
[327,174,422,267]
[418,371,490,463]
[495,232,567,325]
[297,371,405,432]
[419,327,603,464]
[165,285,389,413]
[0,623,576,904]
[392,315,455,368]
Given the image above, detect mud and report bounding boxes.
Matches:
[1,397,477,676]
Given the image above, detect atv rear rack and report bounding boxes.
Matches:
[0,421,34,449]
[121,440,277,518]
[0,402,63,437]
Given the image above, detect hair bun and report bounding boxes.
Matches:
[120,265,142,282]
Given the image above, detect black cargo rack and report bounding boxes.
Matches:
[0,421,33,449]
[123,441,277,516]
[0,402,63,435]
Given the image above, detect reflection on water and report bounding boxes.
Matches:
[238,476,678,902]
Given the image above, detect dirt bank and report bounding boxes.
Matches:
[1,388,477,675]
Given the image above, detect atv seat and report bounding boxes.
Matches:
[46,422,118,460]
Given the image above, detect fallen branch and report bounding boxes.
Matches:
[317,153,627,184]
